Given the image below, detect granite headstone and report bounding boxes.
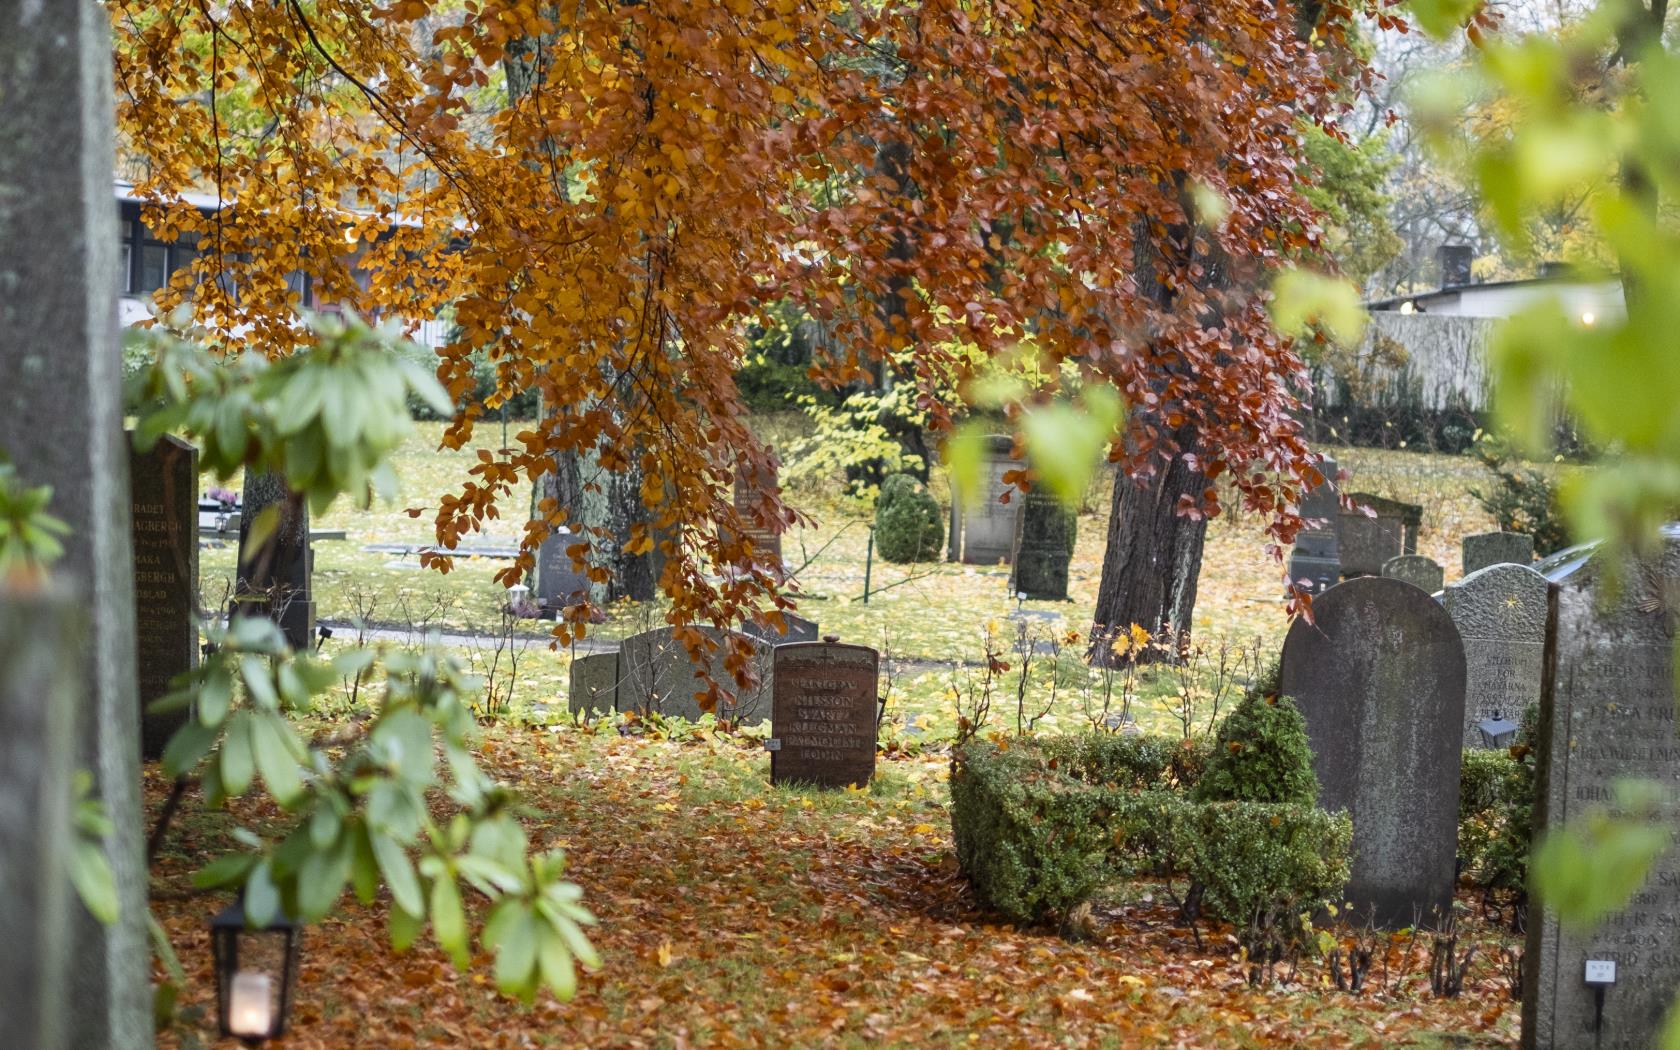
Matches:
[130,434,198,759]
[1009,485,1075,600]
[770,640,880,788]
[236,471,315,649]
[732,458,785,569]
[1337,493,1422,579]
[0,4,152,1041]
[567,651,619,719]
[534,525,589,615]
[1523,531,1680,1048]
[1382,554,1444,595]
[0,588,79,1050]
[1278,576,1466,927]
[950,435,1019,565]
[1288,457,1340,594]
[1462,530,1535,576]
[618,626,774,725]
[1444,563,1548,751]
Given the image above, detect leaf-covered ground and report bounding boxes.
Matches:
[151,727,1524,1049]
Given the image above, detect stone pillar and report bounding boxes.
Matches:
[0,3,153,1045]
[0,587,80,1050]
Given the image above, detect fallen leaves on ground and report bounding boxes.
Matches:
[150,727,1520,1049]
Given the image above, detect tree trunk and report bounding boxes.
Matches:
[1090,430,1207,665]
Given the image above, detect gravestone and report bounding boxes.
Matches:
[742,612,819,647]
[1278,576,1466,927]
[1337,493,1422,578]
[1523,533,1680,1049]
[237,471,315,649]
[567,651,619,718]
[618,626,774,725]
[534,525,589,616]
[1462,530,1534,575]
[130,434,198,759]
[1288,456,1340,594]
[1381,554,1444,595]
[949,435,1019,565]
[0,3,152,1043]
[770,639,880,788]
[0,588,78,1050]
[1008,486,1075,601]
[1444,563,1548,751]
[732,458,785,569]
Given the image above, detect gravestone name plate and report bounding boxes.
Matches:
[770,640,880,789]
[130,434,198,759]
[1382,554,1444,595]
[1462,530,1535,576]
[1279,576,1466,927]
[1523,534,1680,1049]
[1009,486,1075,601]
[1444,564,1548,751]
[618,626,773,725]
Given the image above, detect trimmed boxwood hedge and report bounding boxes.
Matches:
[951,737,1350,929]
[874,473,944,563]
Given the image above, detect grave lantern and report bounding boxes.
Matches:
[210,900,301,1045]
[1476,713,1519,750]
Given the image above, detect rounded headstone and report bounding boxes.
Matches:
[1381,554,1444,595]
[1443,563,1548,749]
[1279,576,1466,927]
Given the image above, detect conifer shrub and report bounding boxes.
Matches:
[1192,662,1317,806]
[874,473,944,563]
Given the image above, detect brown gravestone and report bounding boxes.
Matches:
[1279,576,1465,927]
[1524,534,1680,1048]
[130,433,197,759]
[770,639,879,789]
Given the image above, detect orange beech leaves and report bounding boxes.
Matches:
[112,0,1373,637]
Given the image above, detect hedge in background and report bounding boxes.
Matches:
[874,473,944,563]
[952,738,1350,934]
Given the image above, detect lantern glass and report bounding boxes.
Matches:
[1476,714,1519,750]
[211,902,300,1044]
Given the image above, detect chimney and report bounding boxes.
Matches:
[1438,244,1472,288]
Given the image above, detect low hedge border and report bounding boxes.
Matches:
[951,738,1351,931]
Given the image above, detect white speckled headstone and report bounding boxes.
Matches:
[1443,563,1547,750]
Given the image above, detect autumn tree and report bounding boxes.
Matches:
[113,0,1364,678]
